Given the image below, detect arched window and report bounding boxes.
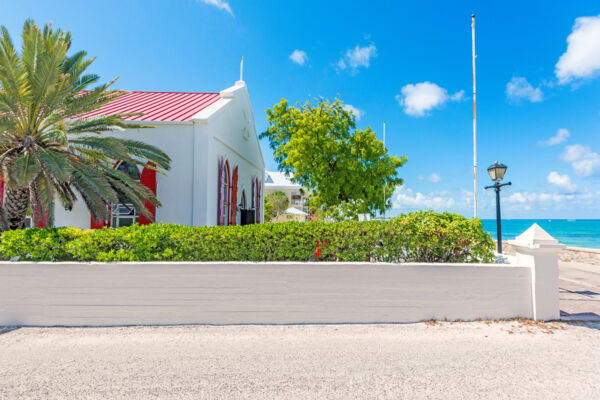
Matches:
[111,161,141,228]
[222,161,230,226]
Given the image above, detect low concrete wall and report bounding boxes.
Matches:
[0,262,534,326]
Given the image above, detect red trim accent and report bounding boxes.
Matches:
[90,215,108,229]
[225,161,231,225]
[258,181,261,223]
[139,162,157,225]
[221,160,231,226]
[0,174,4,204]
[33,205,48,228]
[251,179,255,209]
[255,178,260,223]
[230,166,238,225]
[217,157,224,225]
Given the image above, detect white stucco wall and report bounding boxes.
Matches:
[0,261,533,326]
[53,123,195,227]
[195,81,265,226]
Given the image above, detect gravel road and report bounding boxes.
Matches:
[1,321,599,399]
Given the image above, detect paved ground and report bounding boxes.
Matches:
[1,321,599,400]
[559,261,600,321]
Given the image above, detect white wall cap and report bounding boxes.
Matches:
[508,223,565,250]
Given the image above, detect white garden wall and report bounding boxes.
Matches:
[0,261,532,326]
[0,224,563,326]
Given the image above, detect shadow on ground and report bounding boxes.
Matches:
[0,327,20,336]
[565,321,600,331]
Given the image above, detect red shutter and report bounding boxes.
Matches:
[139,162,157,225]
[91,214,109,229]
[217,157,224,225]
[230,166,238,225]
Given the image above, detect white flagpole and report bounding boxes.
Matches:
[383,121,386,219]
[471,14,478,218]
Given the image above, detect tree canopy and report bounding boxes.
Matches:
[261,98,406,216]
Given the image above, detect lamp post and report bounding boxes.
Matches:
[485,161,511,253]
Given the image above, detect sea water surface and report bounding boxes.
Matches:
[481,219,600,249]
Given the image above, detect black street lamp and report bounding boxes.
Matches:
[485,161,511,254]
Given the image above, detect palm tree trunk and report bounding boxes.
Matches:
[4,186,30,230]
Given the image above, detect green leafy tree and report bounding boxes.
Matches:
[0,20,171,230]
[264,190,289,221]
[261,98,406,217]
[310,197,365,222]
[264,200,274,222]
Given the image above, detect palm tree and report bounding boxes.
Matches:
[0,20,171,230]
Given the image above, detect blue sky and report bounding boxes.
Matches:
[3,1,600,219]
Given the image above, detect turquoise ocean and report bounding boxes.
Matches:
[481,219,600,249]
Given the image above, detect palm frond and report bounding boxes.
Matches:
[0,20,171,230]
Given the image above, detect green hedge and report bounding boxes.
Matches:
[0,211,495,263]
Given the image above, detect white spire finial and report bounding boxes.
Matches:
[240,56,244,81]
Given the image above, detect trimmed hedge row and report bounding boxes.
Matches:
[0,211,495,263]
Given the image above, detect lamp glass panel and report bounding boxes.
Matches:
[495,166,506,181]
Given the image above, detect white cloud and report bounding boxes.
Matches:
[342,104,364,120]
[503,190,594,212]
[562,144,600,177]
[393,184,597,216]
[427,173,441,183]
[538,128,570,146]
[547,172,577,192]
[289,49,308,66]
[392,186,456,211]
[449,90,465,102]
[505,77,543,103]
[396,82,463,117]
[336,44,377,72]
[556,15,600,83]
[198,0,233,15]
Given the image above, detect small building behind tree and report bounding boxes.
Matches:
[264,171,309,222]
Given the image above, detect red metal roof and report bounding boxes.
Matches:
[77,91,222,122]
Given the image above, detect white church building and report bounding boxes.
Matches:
[53,80,265,229]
